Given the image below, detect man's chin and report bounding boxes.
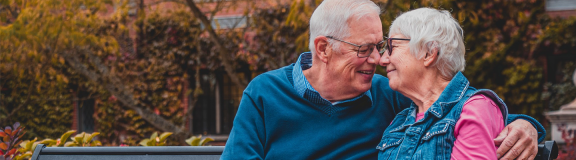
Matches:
[355,84,373,93]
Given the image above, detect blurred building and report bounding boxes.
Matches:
[546,0,576,18]
[71,0,291,146]
[544,0,576,85]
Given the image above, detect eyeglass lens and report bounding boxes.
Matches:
[357,42,385,58]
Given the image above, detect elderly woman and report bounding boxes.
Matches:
[377,8,509,159]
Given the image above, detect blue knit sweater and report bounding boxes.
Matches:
[221,62,546,160]
[221,64,411,159]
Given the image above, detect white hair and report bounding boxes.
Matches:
[308,0,381,55]
[389,7,466,79]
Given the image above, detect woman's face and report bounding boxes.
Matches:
[379,34,424,92]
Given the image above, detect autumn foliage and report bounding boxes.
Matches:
[0,0,575,148]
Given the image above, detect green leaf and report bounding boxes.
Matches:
[199,137,214,146]
[19,140,29,149]
[90,140,102,146]
[39,139,57,146]
[185,136,194,146]
[30,142,40,152]
[25,138,37,151]
[64,142,76,147]
[139,139,150,146]
[84,132,99,144]
[186,135,201,146]
[15,152,33,160]
[150,132,158,145]
[158,132,172,142]
[147,138,156,146]
[74,132,85,144]
[59,130,76,146]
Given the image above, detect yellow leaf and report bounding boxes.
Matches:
[62,76,69,83]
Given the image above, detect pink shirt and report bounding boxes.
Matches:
[415,94,504,160]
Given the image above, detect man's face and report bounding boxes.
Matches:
[326,13,383,96]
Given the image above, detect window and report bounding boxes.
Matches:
[76,92,95,133]
[546,0,576,11]
[201,16,249,30]
[188,70,247,135]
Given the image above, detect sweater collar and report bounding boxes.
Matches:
[292,52,372,106]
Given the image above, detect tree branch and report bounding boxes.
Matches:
[183,64,201,121]
[184,0,248,89]
[3,4,19,23]
[146,0,187,7]
[59,48,189,137]
[0,79,34,123]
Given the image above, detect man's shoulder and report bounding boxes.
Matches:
[250,64,294,84]
[242,64,298,102]
[244,64,295,95]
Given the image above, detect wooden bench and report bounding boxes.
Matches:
[30,144,223,160]
[30,141,558,160]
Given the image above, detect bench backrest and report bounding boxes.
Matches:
[30,144,224,160]
[30,140,558,160]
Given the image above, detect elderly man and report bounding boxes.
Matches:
[221,0,544,159]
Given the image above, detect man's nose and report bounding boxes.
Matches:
[367,47,381,64]
[378,50,390,66]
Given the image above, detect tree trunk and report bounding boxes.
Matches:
[184,0,248,89]
[59,49,190,138]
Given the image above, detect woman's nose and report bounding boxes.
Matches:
[379,51,390,66]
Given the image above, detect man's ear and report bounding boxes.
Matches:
[314,36,330,63]
[424,47,439,67]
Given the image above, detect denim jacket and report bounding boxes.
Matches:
[376,72,508,160]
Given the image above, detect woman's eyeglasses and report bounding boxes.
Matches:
[383,36,411,56]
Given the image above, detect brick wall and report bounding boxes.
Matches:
[547,10,576,19]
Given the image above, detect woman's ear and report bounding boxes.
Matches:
[314,36,330,63]
[424,47,439,67]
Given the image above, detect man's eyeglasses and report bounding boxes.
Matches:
[384,36,411,56]
[326,36,386,58]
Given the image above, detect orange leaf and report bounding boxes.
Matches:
[10,129,17,137]
[15,140,22,147]
[18,131,26,139]
[0,143,7,150]
[5,128,11,135]
[7,148,16,155]
[0,132,6,137]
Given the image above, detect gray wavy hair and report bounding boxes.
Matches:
[308,0,381,55]
[389,7,466,79]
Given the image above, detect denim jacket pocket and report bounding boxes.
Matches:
[421,122,454,140]
[376,133,404,151]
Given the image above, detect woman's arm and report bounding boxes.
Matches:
[451,94,504,160]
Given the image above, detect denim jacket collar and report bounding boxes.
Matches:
[429,71,470,118]
[399,72,470,127]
